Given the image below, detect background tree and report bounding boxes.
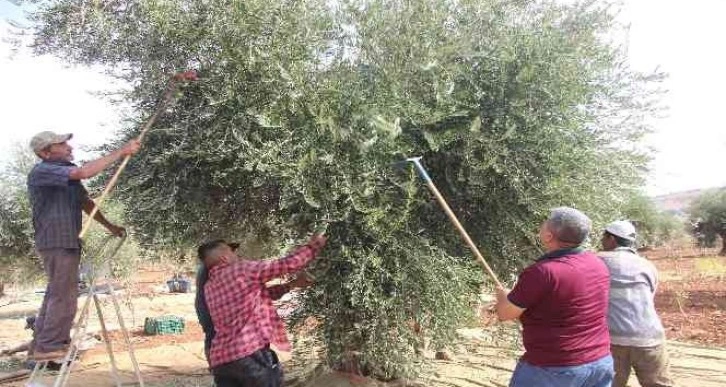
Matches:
[0,143,39,292]
[622,192,686,248]
[26,0,663,378]
[689,189,726,255]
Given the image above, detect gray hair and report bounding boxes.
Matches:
[546,207,592,245]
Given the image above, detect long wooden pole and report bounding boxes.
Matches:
[78,72,194,239]
[407,157,504,289]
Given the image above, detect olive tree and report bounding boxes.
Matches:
[27,0,662,378]
[690,189,726,255]
[0,143,40,290]
[622,192,686,248]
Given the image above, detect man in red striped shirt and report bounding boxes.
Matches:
[198,234,327,387]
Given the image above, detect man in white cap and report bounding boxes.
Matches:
[27,131,140,361]
[599,220,675,387]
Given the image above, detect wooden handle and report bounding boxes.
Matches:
[408,158,503,288]
[78,77,181,239]
[425,180,504,289]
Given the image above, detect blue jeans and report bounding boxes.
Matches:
[510,355,614,387]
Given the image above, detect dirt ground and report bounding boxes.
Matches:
[1,253,726,387]
[643,250,726,347]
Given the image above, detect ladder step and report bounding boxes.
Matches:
[25,282,144,387]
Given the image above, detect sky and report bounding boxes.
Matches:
[0,0,725,196]
[620,0,726,196]
[0,1,125,163]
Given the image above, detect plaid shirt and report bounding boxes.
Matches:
[205,242,322,368]
[195,264,291,363]
[27,160,89,250]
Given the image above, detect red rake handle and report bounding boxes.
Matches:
[78,70,197,239]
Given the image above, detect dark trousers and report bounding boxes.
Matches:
[34,248,81,353]
[213,347,283,387]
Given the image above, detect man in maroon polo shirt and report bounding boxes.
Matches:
[495,207,613,387]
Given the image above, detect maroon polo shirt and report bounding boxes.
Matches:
[508,247,611,367]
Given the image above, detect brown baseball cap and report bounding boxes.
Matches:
[30,131,73,153]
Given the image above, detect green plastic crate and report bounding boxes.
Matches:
[144,315,185,335]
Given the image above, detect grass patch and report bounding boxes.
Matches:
[694,257,726,277]
[0,357,24,373]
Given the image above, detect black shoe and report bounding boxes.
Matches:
[25,360,69,371]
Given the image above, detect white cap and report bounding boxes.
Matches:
[605,220,637,241]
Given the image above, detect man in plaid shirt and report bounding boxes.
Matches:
[195,242,313,363]
[26,131,140,361]
[198,234,327,386]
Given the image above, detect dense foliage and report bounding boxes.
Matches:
[0,144,41,285]
[27,0,662,378]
